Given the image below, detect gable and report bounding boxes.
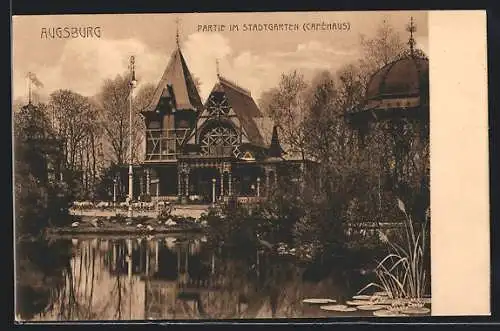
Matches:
[142,47,203,114]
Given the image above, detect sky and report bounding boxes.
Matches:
[12,11,428,105]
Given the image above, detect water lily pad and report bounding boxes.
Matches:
[352,295,373,300]
[346,300,372,306]
[357,305,387,311]
[302,298,336,304]
[319,304,347,311]
[320,305,356,312]
[400,307,431,314]
[373,298,394,305]
[373,310,409,317]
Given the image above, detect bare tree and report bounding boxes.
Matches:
[260,70,309,161]
[47,90,103,199]
[358,19,406,88]
[97,74,143,166]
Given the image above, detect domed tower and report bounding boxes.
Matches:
[347,16,430,221]
[349,17,429,129]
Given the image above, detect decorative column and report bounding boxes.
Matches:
[177,171,182,197]
[156,182,160,205]
[256,177,261,197]
[228,172,232,196]
[113,178,117,206]
[220,171,224,198]
[212,178,216,204]
[274,171,277,186]
[146,169,150,195]
[185,172,190,197]
[139,173,144,196]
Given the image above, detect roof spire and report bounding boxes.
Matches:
[268,125,284,158]
[406,16,417,55]
[175,17,181,48]
[215,58,220,78]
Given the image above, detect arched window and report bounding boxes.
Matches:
[199,123,241,157]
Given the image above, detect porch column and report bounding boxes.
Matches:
[220,171,224,197]
[139,173,144,196]
[212,178,216,204]
[146,169,150,195]
[185,173,190,197]
[228,172,232,196]
[177,171,182,197]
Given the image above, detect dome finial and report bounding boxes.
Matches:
[406,16,417,55]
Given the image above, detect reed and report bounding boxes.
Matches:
[357,199,429,302]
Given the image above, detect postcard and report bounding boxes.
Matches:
[12,10,489,321]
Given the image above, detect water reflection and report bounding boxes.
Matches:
[18,235,369,321]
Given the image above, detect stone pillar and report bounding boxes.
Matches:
[228,172,232,196]
[146,169,150,195]
[220,171,224,197]
[274,171,277,186]
[185,173,189,197]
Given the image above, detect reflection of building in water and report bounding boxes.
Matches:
[100,236,267,319]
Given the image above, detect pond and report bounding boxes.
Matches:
[15,233,410,321]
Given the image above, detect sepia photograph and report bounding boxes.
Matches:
[12,11,433,321]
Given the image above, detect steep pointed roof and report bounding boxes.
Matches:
[142,47,203,113]
[267,125,284,158]
[210,76,266,147]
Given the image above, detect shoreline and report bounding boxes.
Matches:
[45,224,207,236]
[69,205,209,219]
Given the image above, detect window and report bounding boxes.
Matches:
[206,92,231,117]
[200,125,241,158]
